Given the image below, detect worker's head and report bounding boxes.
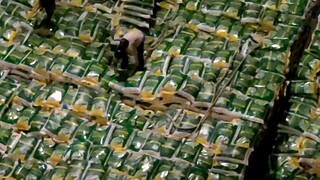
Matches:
[119,38,129,50]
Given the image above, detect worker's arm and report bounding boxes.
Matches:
[127,46,139,66]
[32,0,40,12]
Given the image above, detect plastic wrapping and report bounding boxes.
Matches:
[140,74,165,101]
[109,71,149,94]
[0,0,312,179]
[9,133,38,161]
[193,81,216,108]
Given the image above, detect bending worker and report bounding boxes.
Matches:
[114,28,146,71]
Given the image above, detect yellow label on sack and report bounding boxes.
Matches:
[212,160,219,166]
[70,0,82,6]
[155,125,167,134]
[33,100,45,107]
[50,154,62,166]
[52,47,63,54]
[168,49,180,57]
[46,100,60,109]
[211,142,222,155]
[213,146,221,155]
[115,26,123,36]
[236,142,250,148]
[225,12,237,19]
[16,119,29,131]
[111,143,124,153]
[110,169,126,176]
[288,157,300,169]
[268,5,277,10]
[56,133,70,142]
[119,3,125,13]
[159,1,171,9]
[228,34,238,42]
[260,21,274,32]
[309,157,320,177]
[162,86,176,94]
[213,61,228,68]
[252,34,266,48]
[252,34,264,43]
[12,96,20,105]
[95,117,108,126]
[5,177,17,180]
[230,118,238,123]
[35,47,47,54]
[11,152,26,161]
[72,105,87,113]
[85,5,94,12]
[0,97,5,105]
[91,107,104,117]
[154,69,162,76]
[8,31,17,43]
[280,0,287,4]
[294,137,305,153]
[66,51,79,58]
[186,23,198,31]
[186,3,197,11]
[185,110,197,116]
[140,91,153,100]
[196,136,207,146]
[310,108,317,119]
[154,175,163,180]
[79,33,91,42]
[191,74,200,80]
[51,70,63,76]
[215,30,228,37]
[82,77,99,86]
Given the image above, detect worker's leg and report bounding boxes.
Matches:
[40,0,55,26]
[120,54,129,70]
[137,41,145,71]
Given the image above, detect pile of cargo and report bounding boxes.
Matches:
[0,0,315,179]
[269,26,320,179]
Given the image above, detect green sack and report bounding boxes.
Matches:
[65,160,88,180]
[109,126,132,150]
[90,126,112,145]
[84,162,107,179]
[29,110,50,133]
[10,133,38,161]
[168,56,188,74]
[0,125,12,152]
[0,155,15,177]
[74,122,96,142]
[176,140,201,163]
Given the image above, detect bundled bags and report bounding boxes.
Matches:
[0,0,313,179]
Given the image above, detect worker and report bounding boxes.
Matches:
[114,28,146,71]
[35,0,56,28]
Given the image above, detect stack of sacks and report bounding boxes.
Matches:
[0,83,263,179]
[109,0,308,123]
[114,0,156,29]
[100,0,310,178]
[270,49,320,179]
[0,42,113,89]
[0,0,312,179]
[0,75,262,179]
[10,79,128,125]
[212,49,288,124]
